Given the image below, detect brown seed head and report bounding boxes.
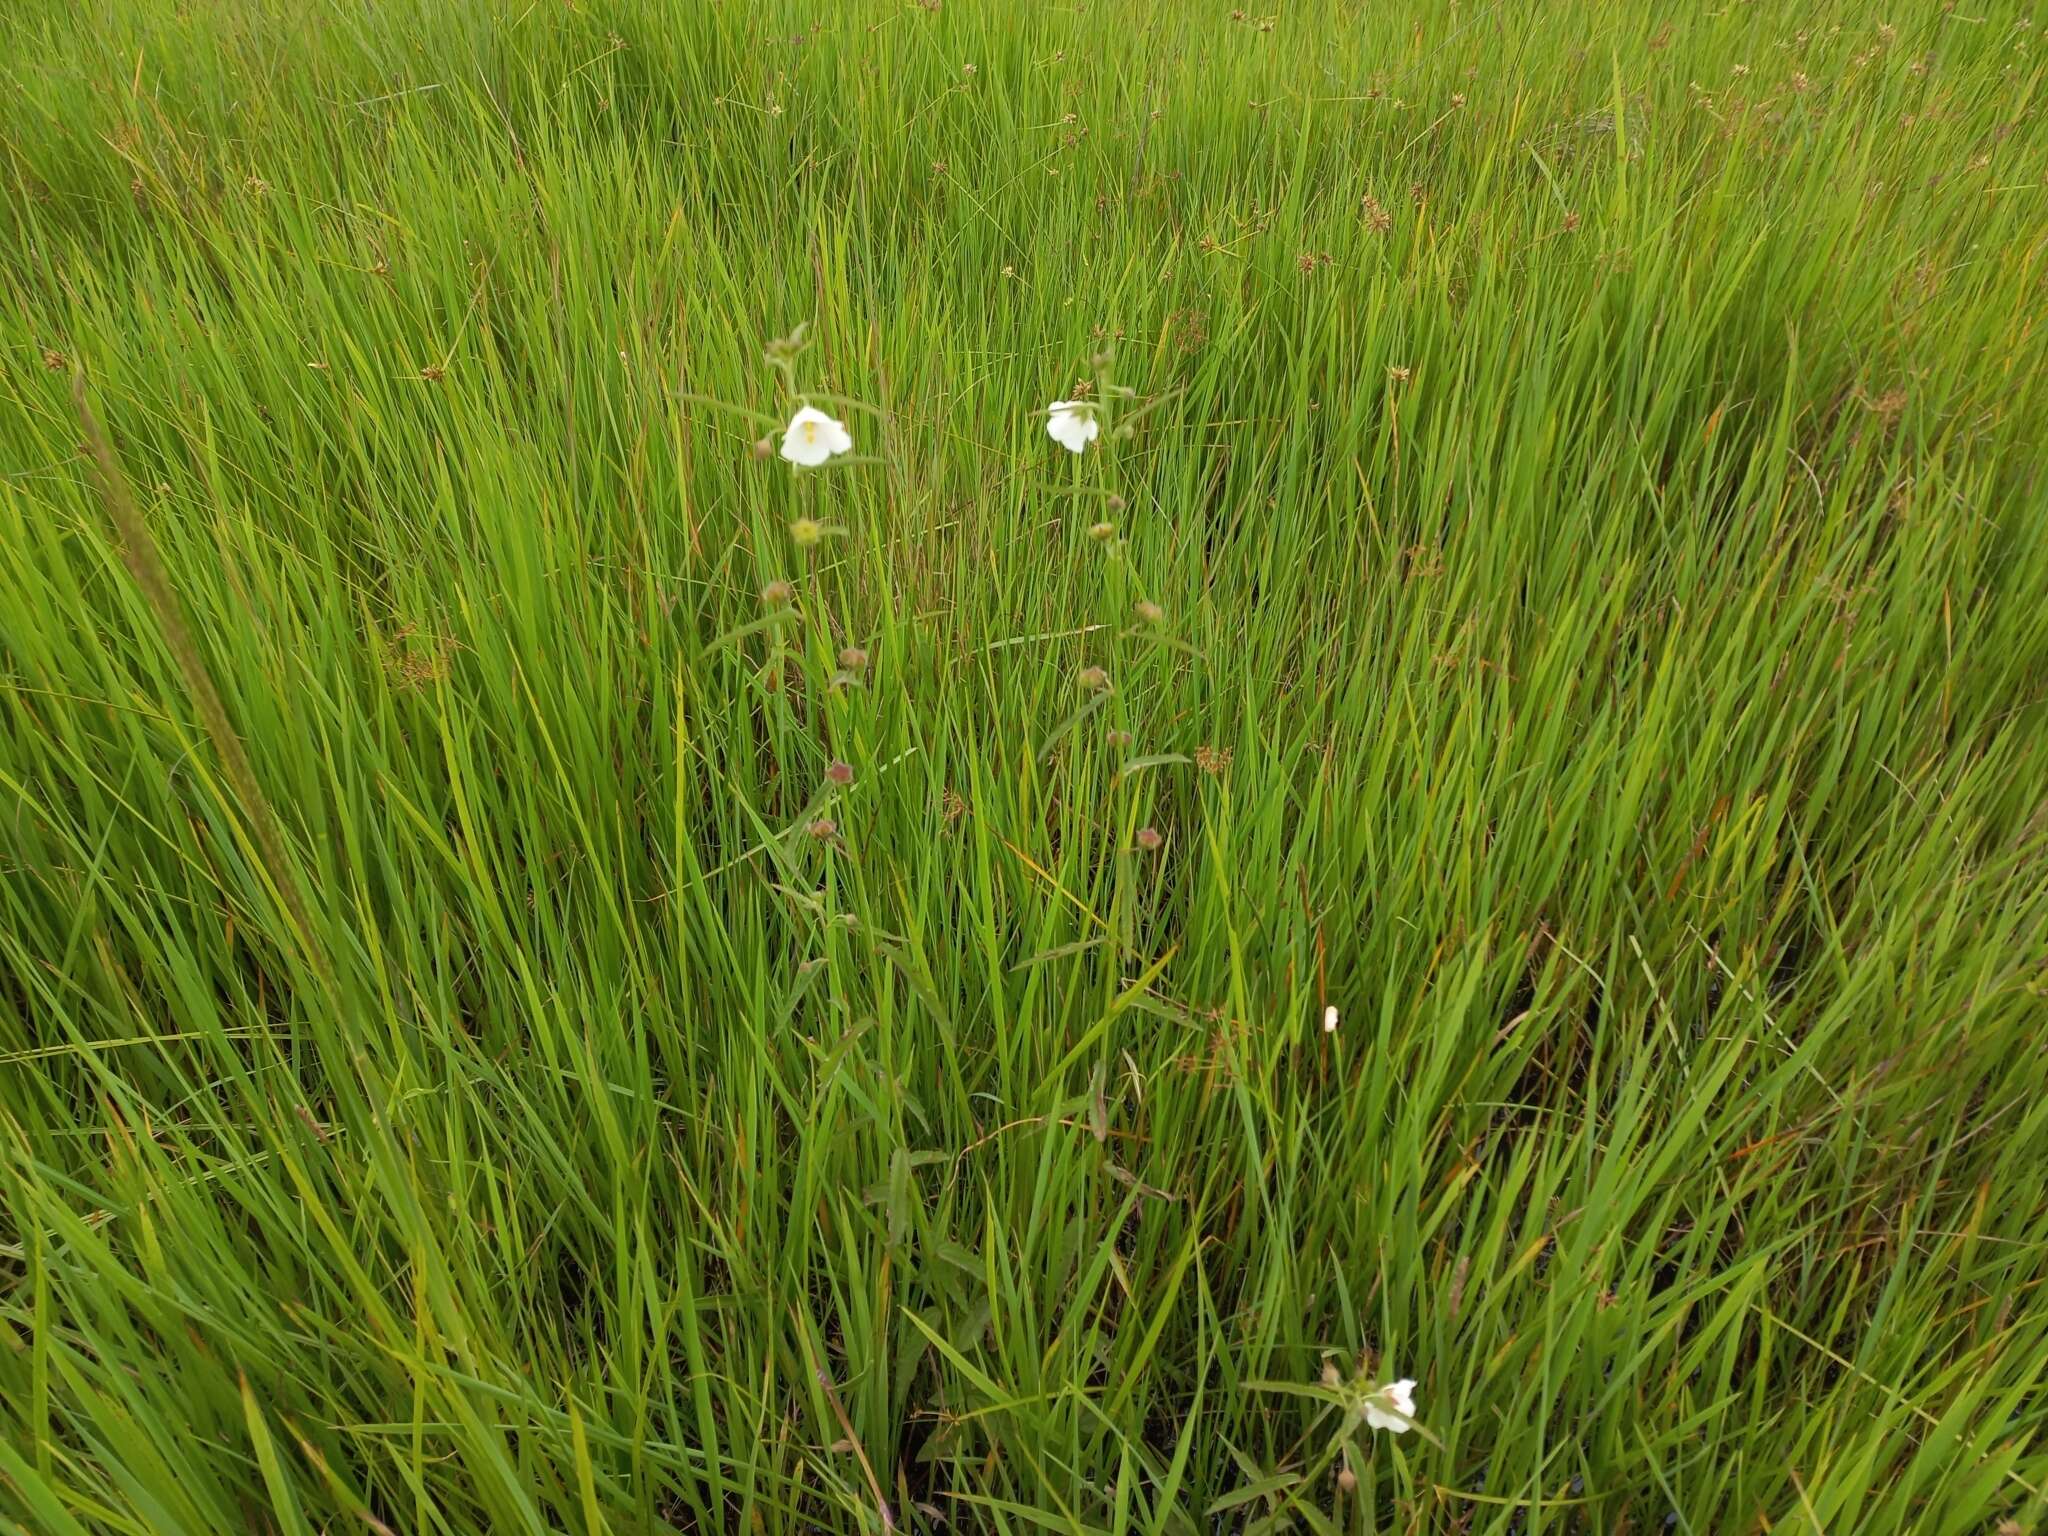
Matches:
[824,760,855,786]
[1135,826,1164,851]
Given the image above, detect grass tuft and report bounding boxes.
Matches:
[3,0,2046,1531]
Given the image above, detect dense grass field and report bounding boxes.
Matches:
[4,0,2047,1531]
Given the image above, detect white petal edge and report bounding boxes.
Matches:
[1046,403,1100,453]
[781,406,852,467]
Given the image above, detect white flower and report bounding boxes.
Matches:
[1362,1378,1417,1434]
[780,405,853,467]
[1322,1005,1339,1034]
[1045,400,1100,453]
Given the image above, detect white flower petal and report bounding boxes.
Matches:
[781,406,852,468]
[1045,400,1100,453]
[1363,1378,1417,1434]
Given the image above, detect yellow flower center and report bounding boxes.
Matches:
[802,421,818,443]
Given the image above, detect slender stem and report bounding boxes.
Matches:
[71,374,340,1018]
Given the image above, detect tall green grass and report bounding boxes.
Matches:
[3,0,2045,1531]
